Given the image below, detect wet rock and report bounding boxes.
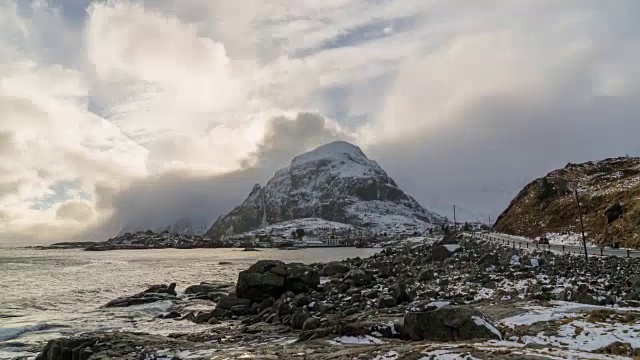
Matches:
[403,306,501,341]
[185,282,231,295]
[144,283,177,296]
[194,311,214,324]
[217,295,251,310]
[158,311,181,320]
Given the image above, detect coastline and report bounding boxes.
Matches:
[20,234,640,359]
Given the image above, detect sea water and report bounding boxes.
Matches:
[0,247,380,359]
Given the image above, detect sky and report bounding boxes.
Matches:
[2,0,640,245]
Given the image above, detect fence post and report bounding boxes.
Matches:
[628,250,631,258]
[527,243,529,249]
[562,245,565,252]
[600,248,603,256]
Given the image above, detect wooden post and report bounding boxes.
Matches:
[574,189,588,261]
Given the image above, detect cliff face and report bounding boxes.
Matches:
[206,141,444,238]
[494,157,640,248]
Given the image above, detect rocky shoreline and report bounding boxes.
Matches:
[34,234,640,359]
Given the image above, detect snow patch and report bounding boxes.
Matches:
[472,316,501,339]
[328,335,384,345]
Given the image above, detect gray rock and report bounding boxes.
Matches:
[418,269,435,282]
[216,295,251,310]
[431,245,459,262]
[285,263,320,294]
[344,269,373,287]
[302,317,321,331]
[294,293,311,307]
[323,262,351,276]
[236,260,319,302]
[291,308,311,329]
[236,260,287,301]
[403,306,501,341]
[377,295,397,309]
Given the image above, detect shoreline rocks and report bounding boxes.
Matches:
[45,235,640,359]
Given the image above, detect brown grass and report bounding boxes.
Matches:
[495,157,640,248]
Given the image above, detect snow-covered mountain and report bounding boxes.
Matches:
[206,141,444,238]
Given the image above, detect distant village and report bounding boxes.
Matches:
[83,222,489,251]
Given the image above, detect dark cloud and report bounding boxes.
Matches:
[369,92,640,222]
[78,113,351,239]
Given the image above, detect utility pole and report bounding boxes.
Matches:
[574,189,588,261]
[453,205,457,233]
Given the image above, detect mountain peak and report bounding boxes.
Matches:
[291,141,367,166]
[206,140,444,238]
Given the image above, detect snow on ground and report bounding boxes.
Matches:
[328,335,384,345]
[238,218,357,237]
[443,244,460,252]
[497,301,640,354]
[418,349,481,360]
[543,232,596,247]
[371,351,399,360]
[472,316,502,340]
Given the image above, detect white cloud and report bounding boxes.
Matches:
[1,0,640,244]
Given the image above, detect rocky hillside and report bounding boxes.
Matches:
[495,156,640,248]
[206,141,443,239]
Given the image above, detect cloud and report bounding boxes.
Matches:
[56,199,95,222]
[2,0,640,244]
[83,112,351,237]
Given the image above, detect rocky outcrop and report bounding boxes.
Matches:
[495,156,640,248]
[235,260,319,302]
[206,141,443,238]
[103,283,178,308]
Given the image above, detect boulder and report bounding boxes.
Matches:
[302,317,322,331]
[390,283,413,304]
[377,295,397,309]
[403,306,501,341]
[216,295,251,310]
[236,260,287,301]
[184,282,231,295]
[323,262,351,276]
[285,263,320,294]
[418,269,435,282]
[291,308,311,329]
[431,245,460,262]
[344,269,373,287]
[236,260,319,302]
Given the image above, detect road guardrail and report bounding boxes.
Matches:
[466,232,639,259]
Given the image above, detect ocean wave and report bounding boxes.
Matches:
[0,323,65,342]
